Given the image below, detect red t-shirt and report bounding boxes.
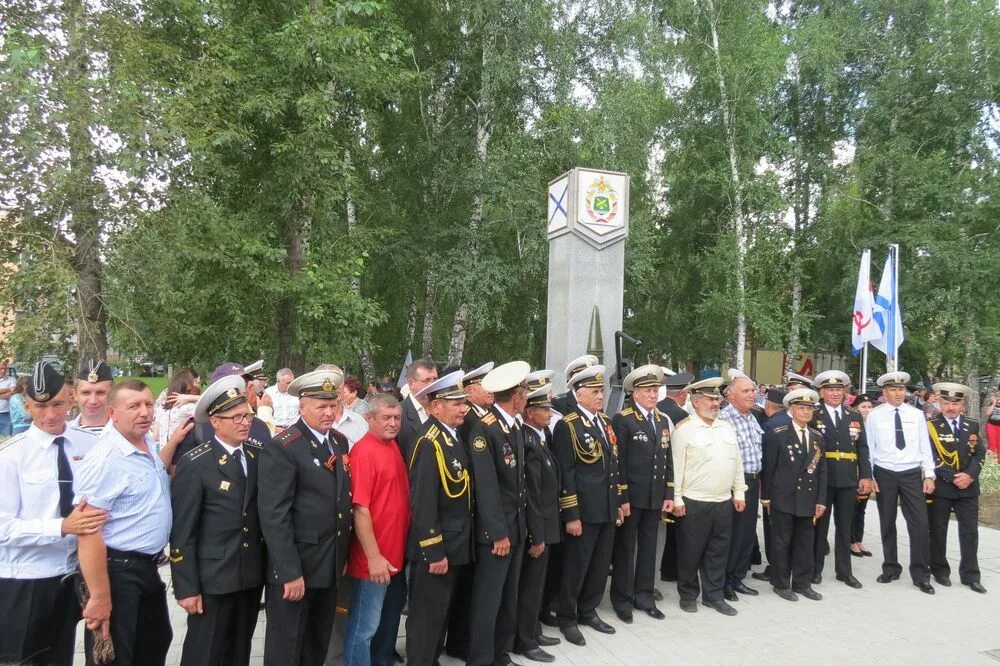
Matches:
[346,432,411,579]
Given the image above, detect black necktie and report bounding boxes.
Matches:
[54,437,74,518]
[799,428,808,452]
[952,419,960,435]
[894,409,905,450]
[834,409,842,430]
[233,448,246,478]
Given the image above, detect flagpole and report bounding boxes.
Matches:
[861,343,868,393]
[892,243,900,372]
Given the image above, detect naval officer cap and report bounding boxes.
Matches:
[783,388,820,408]
[525,385,554,409]
[623,364,663,392]
[663,371,694,389]
[785,373,812,389]
[78,359,113,384]
[482,361,531,394]
[876,371,910,388]
[27,361,66,403]
[289,369,344,399]
[463,362,495,386]
[932,381,974,401]
[526,369,556,392]
[416,370,466,401]
[813,370,851,390]
[568,364,606,390]
[766,387,788,405]
[564,354,599,382]
[195,374,248,423]
[685,376,725,398]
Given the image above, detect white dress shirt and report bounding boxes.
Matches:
[265,385,300,428]
[216,438,247,475]
[334,409,369,450]
[671,415,747,507]
[408,393,429,425]
[864,402,935,478]
[0,424,98,578]
[824,404,843,426]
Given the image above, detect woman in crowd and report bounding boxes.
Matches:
[850,393,876,557]
[986,386,1000,458]
[341,376,370,416]
[153,368,201,453]
[8,376,31,435]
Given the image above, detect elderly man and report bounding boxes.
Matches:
[75,379,175,665]
[551,355,598,416]
[265,368,299,429]
[867,371,936,594]
[761,389,827,602]
[611,365,673,623]
[71,360,114,434]
[719,373,763,600]
[169,374,265,666]
[0,361,103,665]
[810,370,871,589]
[398,358,438,459]
[552,364,625,646]
[927,382,987,593]
[259,370,354,665]
[342,393,411,666]
[405,371,474,666]
[672,377,747,616]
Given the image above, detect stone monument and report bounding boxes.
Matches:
[545,167,629,392]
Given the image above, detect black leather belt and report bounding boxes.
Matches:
[745,472,760,481]
[106,548,159,562]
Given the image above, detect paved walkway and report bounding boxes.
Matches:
[74,503,1000,665]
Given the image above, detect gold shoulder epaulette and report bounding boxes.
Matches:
[481,413,497,425]
[564,413,579,422]
[185,442,212,460]
[426,424,441,442]
[620,407,635,416]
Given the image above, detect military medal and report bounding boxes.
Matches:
[313,458,321,466]
[219,481,231,491]
[218,454,228,466]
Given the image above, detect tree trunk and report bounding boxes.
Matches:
[277,203,308,373]
[704,0,747,371]
[343,150,377,383]
[421,274,437,359]
[405,295,418,353]
[64,0,108,372]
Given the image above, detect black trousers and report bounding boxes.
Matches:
[540,542,562,616]
[874,466,931,584]
[0,575,78,666]
[180,586,262,666]
[676,499,732,603]
[85,557,173,666]
[814,485,856,578]
[610,506,660,611]
[468,541,524,666]
[659,522,678,581]
[726,476,759,588]
[769,511,815,591]
[852,495,869,543]
[264,584,336,666]
[929,495,980,584]
[405,563,464,666]
[443,563,473,659]
[761,505,772,565]
[515,546,551,652]
[557,520,614,628]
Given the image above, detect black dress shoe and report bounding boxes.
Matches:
[733,582,758,596]
[515,648,554,664]
[642,606,665,620]
[933,575,952,587]
[876,573,899,584]
[536,634,561,647]
[860,547,873,557]
[395,651,404,664]
[751,571,770,582]
[774,588,798,602]
[850,549,864,558]
[798,587,823,601]
[723,587,739,602]
[561,625,586,646]
[916,581,935,595]
[836,575,863,589]
[679,599,698,613]
[968,582,987,594]
[580,615,615,634]
[652,588,663,601]
[703,599,737,616]
[811,574,822,585]
[614,609,633,624]
[538,612,559,628]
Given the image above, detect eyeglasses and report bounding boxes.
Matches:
[215,412,254,425]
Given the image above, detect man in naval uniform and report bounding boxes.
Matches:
[551,355,598,416]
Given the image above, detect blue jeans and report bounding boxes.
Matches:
[344,573,406,666]
[0,412,11,437]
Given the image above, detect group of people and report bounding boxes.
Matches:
[0,351,991,666]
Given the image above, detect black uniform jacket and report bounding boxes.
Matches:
[258,419,352,588]
[611,401,673,510]
[522,424,562,546]
[810,403,871,488]
[552,407,623,524]
[551,390,577,416]
[173,416,271,463]
[407,417,475,566]
[468,407,527,546]
[761,424,828,517]
[458,401,489,449]
[656,396,689,426]
[169,438,266,599]
[398,394,424,460]
[928,414,986,499]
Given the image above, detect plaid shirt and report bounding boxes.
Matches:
[721,403,763,474]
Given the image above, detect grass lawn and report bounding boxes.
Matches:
[118,375,169,397]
